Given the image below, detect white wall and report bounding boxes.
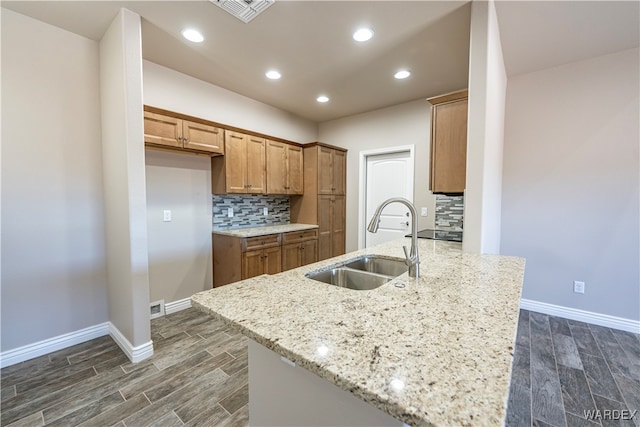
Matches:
[464,0,507,254]
[1,9,108,351]
[319,99,434,253]
[501,48,640,321]
[100,9,152,353]
[143,61,317,144]
[145,150,212,303]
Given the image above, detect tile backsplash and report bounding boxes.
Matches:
[435,194,464,230]
[212,195,290,229]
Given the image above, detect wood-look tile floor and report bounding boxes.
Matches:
[1,308,639,426]
[1,309,249,427]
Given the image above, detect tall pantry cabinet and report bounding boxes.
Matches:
[291,143,347,261]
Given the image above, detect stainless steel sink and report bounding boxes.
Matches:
[305,267,391,290]
[305,255,408,290]
[343,255,408,277]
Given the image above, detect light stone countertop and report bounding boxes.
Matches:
[192,238,525,426]
[212,223,318,237]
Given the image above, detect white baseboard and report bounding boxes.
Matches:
[520,299,640,334]
[108,322,154,363]
[165,297,192,315]
[0,323,109,368]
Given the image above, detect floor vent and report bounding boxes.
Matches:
[210,0,275,23]
[150,300,165,319]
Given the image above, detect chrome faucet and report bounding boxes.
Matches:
[367,197,420,278]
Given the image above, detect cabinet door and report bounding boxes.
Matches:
[225,131,247,193]
[246,136,266,194]
[287,145,304,195]
[332,150,346,195]
[431,98,467,193]
[317,195,333,261]
[143,112,183,149]
[281,242,301,272]
[317,146,334,195]
[300,239,318,266]
[242,249,264,279]
[266,140,287,194]
[331,195,346,257]
[263,246,282,275]
[182,120,224,155]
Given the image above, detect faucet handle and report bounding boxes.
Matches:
[402,245,411,263]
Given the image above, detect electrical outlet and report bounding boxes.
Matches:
[227,208,234,218]
[421,207,428,217]
[163,210,172,222]
[263,207,268,216]
[573,280,585,294]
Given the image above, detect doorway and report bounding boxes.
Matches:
[359,146,415,249]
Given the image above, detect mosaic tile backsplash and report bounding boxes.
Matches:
[435,194,464,230]
[212,195,290,229]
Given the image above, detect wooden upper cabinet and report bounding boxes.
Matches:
[143,111,183,149]
[143,110,224,156]
[182,120,224,154]
[266,141,303,195]
[427,89,468,194]
[318,146,346,195]
[212,131,266,194]
[246,135,267,193]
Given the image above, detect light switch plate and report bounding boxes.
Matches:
[163,210,172,222]
[263,207,268,216]
[227,208,234,218]
[421,207,428,217]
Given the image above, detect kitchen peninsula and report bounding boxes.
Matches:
[192,238,525,426]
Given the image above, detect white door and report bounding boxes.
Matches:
[364,150,414,248]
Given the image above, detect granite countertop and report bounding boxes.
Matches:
[212,223,318,238]
[192,238,525,426]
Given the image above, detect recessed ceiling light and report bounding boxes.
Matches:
[353,28,374,42]
[265,70,281,80]
[181,28,204,43]
[316,95,330,103]
[394,70,411,79]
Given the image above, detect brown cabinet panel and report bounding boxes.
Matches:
[266,140,287,194]
[266,141,304,195]
[317,195,332,261]
[143,111,183,149]
[332,150,346,195]
[246,136,266,193]
[428,90,468,194]
[282,242,301,272]
[213,132,266,194]
[287,145,304,195]
[317,146,334,195]
[300,239,318,267]
[182,120,224,155]
[224,131,248,193]
[263,246,282,275]
[331,195,346,257]
[282,229,318,244]
[244,234,281,251]
[242,250,265,280]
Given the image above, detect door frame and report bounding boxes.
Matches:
[358,145,415,249]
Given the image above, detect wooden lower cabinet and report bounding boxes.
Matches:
[281,229,318,271]
[243,246,282,279]
[213,228,318,287]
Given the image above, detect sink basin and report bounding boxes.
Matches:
[343,255,408,277]
[305,267,391,290]
[305,255,408,290]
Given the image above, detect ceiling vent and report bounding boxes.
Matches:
[210,0,275,23]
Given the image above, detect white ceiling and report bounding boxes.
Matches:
[3,1,638,123]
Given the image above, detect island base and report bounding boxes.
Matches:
[248,340,405,426]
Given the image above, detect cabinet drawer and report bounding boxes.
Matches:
[282,229,318,244]
[243,234,281,251]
